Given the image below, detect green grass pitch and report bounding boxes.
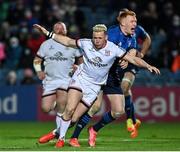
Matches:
[0,121,180,151]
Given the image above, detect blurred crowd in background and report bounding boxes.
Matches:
[0,0,180,86]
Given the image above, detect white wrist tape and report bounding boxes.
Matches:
[33,60,42,72]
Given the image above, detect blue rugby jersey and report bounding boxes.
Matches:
[107,25,137,81]
[107,25,136,52]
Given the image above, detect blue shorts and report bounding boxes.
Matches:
[115,64,139,81]
[102,74,123,95]
[123,63,139,75]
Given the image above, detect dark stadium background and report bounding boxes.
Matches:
[0,0,180,151]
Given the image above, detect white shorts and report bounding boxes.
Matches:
[42,79,70,96]
[68,71,101,107]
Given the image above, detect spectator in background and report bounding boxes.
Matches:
[4,37,23,70]
[0,1,9,23]
[21,68,36,85]
[171,50,180,73]
[140,1,158,35]
[0,41,6,67]
[6,70,18,86]
[18,48,34,69]
[27,28,46,57]
[20,9,39,31]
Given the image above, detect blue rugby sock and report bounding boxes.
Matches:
[93,111,115,132]
[130,102,136,124]
[71,112,91,139]
[125,95,131,119]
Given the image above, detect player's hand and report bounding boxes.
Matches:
[33,24,48,36]
[37,71,45,80]
[69,64,79,77]
[147,66,161,75]
[72,64,79,72]
[119,59,128,69]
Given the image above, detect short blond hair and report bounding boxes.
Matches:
[93,24,107,32]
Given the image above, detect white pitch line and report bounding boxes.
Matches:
[49,137,179,142]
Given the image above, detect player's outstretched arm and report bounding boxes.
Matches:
[140,33,151,58]
[33,24,77,48]
[123,53,160,74]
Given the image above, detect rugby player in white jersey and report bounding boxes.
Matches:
[33,22,83,144]
[33,23,160,148]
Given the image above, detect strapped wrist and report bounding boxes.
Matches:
[46,31,55,39]
[33,60,42,72]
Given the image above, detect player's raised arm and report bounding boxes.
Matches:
[123,53,160,74]
[33,24,77,48]
[140,34,151,58]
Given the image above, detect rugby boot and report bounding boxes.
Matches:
[126,118,134,132]
[88,127,97,147]
[39,131,56,144]
[130,125,138,138]
[134,119,141,129]
[55,139,65,148]
[69,138,80,147]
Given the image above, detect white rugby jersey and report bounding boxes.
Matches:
[37,39,82,83]
[76,39,126,85]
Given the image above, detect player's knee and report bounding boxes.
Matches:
[88,104,101,116]
[121,81,132,95]
[112,112,121,119]
[41,108,49,113]
[41,106,51,113]
[121,84,129,94]
[65,107,75,118]
[112,110,124,119]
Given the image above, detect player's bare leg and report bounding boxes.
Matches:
[39,94,57,143]
[121,72,140,138]
[68,102,90,147]
[88,94,125,147]
[39,90,68,144]
[69,92,103,147]
[56,89,82,148]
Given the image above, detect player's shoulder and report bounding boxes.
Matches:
[107,40,118,48]
[78,38,92,45]
[40,38,53,46]
[135,25,146,33]
[108,25,119,32]
[79,38,90,41]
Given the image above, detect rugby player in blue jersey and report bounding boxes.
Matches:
[108,8,151,137]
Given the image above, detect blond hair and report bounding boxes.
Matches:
[93,24,107,32]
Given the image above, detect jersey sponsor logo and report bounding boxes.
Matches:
[88,56,107,67]
[105,50,111,56]
[88,47,95,52]
[49,52,68,61]
[128,41,131,47]
[49,45,54,50]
